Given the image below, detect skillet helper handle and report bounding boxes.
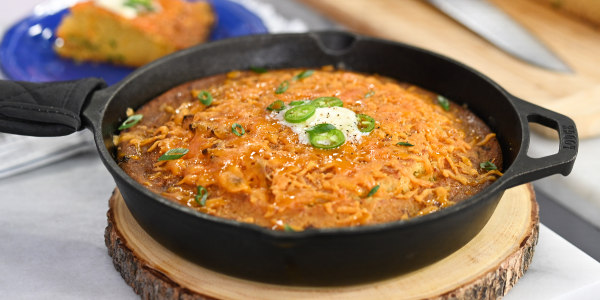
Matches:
[0,78,106,137]
[502,96,578,189]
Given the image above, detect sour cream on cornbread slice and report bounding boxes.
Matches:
[94,0,161,19]
[274,105,369,145]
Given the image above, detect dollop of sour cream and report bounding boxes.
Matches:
[274,103,369,145]
[94,0,160,19]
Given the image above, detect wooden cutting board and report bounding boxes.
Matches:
[300,0,600,139]
[105,184,538,299]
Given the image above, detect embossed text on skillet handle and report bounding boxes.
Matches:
[501,96,578,189]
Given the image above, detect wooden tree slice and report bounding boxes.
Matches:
[105,184,538,300]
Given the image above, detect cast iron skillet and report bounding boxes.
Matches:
[0,32,578,286]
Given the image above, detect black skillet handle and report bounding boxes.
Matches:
[502,96,578,189]
[0,78,107,137]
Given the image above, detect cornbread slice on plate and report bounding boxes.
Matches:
[54,0,215,67]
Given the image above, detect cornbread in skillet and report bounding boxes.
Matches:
[54,0,214,67]
[116,67,503,231]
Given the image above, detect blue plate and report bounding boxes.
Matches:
[0,0,268,85]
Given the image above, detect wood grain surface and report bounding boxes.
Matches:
[105,184,538,299]
[300,0,600,139]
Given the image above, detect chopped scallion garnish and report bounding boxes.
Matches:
[365,185,380,198]
[250,66,268,74]
[158,148,189,161]
[124,0,154,11]
[232,123,245,136]
[437,95,450,111]
[196,90,212,106]
[195,186,208,206]
[118,114,143,130]
[480,161,498,171]
[365,91,375,98]
[283,224,295,232]
[197,90,213,106]
[275,80,289,94]
[396,142,414,147]
[292,69,314,81]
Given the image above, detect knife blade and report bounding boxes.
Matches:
[427,0,572,73]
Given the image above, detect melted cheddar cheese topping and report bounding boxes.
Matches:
[117,67,502,231]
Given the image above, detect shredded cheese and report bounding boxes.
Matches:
[117,68,503,230]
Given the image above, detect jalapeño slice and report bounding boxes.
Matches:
[306,123,336,135]
[307,123,345,149]
[267,100,286,111]
[284,104,316,123]
[311,97,343,108]
[356,114,375,133]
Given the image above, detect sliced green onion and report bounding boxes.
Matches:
[284,104,316,123]
[365,91,375,98]
[266,100,286,111]
[356,114,375,133]
[232,123,245,136]
[197,90,213,106]
[289,100,306,106]
[311,96,343,108]
[396,142,414,147]
[124,0,154,11]
[118,114,143,130]
[365,185,380,198]
[250,66,267,73]
[437,95,450,111]
[283,224,295,232]
[158,148,189,161]
[292,69,315,81]
[275,80,289,94]
[194,186,208,206]
[480,161,498,171]
[307,123,345,149]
